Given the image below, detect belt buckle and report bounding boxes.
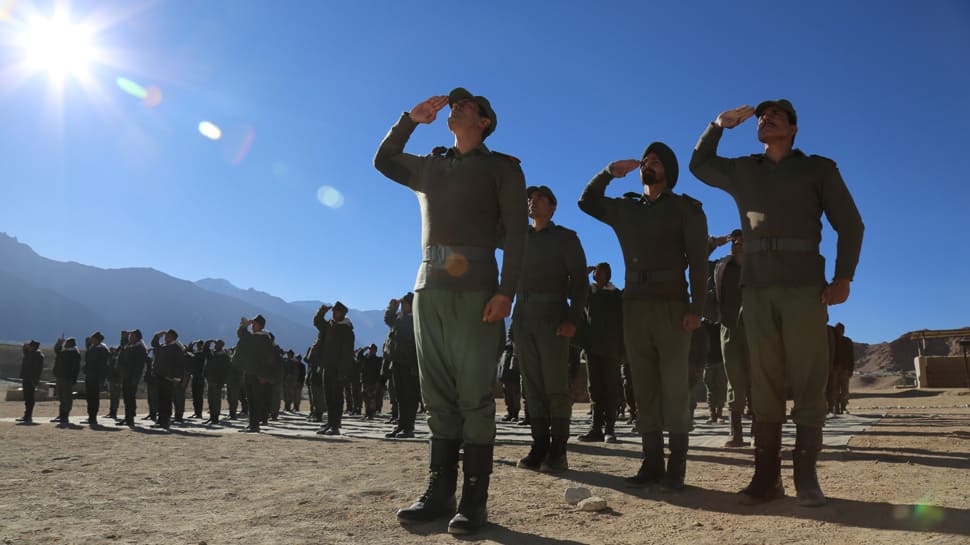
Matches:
[764,238,778,252]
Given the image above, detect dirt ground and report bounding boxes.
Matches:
[2,387,969,545]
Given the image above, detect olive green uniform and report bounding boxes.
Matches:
[374,112,528,446]
[714,254,751,414]
[689,123,864,427]
[579,168,709,435]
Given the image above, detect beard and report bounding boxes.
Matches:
[641,169,661,186]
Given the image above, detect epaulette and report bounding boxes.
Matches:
[680,193,704,210]
[490,151,521,164]
[810,154,838,168]
[429,146,448,157]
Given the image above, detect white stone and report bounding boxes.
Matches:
[564,486,592,505]
[578,497,608,511]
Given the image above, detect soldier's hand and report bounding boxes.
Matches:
[608,159,640,178]
[821,278,851,306]
[715,105,756,129]
[682,312,702,332]
[481,294,512,323]
[389,298,400,308]
[712,234,732,247]
[410,96,449,124]
[587,265,597,275]
[555,321,577,339]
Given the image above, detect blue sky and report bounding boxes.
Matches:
[2,0,968,344]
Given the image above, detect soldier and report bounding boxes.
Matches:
[52,337,81,425]
[381,335,398,424]
[226,344,246,420]
[317,302,355,436]
[306,305,331,424]
[702,319,727,424]
[188,340,207,419]
[713,229,753,447]
[143,349,157,421]
[236,314,278,433]
[689,100,864,506]
[513,184,587,473]
[830,323,855,415]
[498,328,521,422]
[104,336,123,420]
[83,332,111,427]
[360,344,383,420]
[118,329,147,427]
[292,354,306,413]
[17,340,44,425]
[282,349,299,413]
[577,262,624,444]
[150,329,185,430]
[204,339,231,424]
[347,347,363,416]
[579,141,709,491]
[173,342,196,423]
[384,293,419,439]
[374,87,527,534]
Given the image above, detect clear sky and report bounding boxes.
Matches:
[2,0,968,344]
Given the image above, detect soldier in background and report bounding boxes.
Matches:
[173,343,196,423]
[17,340,44,425]
[84,331,111,427]
[498,328,521,422]
[227,344,246,420]
[188,340,207,419]
[118,329,147,427]
[307,304,331,425]
[621,361,637,427]
[318,302,355,436]
[347,347,364,416]
[282,349,300,413]
[577,262,624,444]
[291,354,306,413]
[359,344,383,420]
[150,329,185,430]
[236,314,277,433]
[384,293,419,439]
[204,339,231,425]
[104,337,123,421]
[381,335,398,425]
[52,337,81,425]
[703,320,727,424]
[830,323,855,415]
[143,349,157,421]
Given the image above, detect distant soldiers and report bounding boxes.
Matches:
[84,331,111,427]
[174,343,196,423]
[306,305,330,423]
[702,320,727,424]
[829,323,855,415]
[384,293,419,439]
[359,345,382,420]
[104,334,123,420]
[282,350,304,413]
[346,348,363,416]
[580,142,709,492]
[236,314,278,433]
[150,329,186,430]
[52,337,81,425]
[188,340,207,419]
[375,88,527,533]
[513,184,587,474]
[578,262,624,444]
[317,302,355,436]
[204,340,231,424]
[690,100,864,506]
[497,328,521,422]
[17,340,44,425]
[118,329,147,427]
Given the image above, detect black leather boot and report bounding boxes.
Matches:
[661,433,688,491]
[448,444,492,535]
[397,439,460,524]
[724,410,750,447]
[541,418,570,473]
[793,425,826,507]
[739,422,785,504]
[517,418,549,470]
[626,431,664,486]
[577,405,604,442]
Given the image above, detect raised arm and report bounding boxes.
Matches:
[373,96,447,188]
[689,106,755,190]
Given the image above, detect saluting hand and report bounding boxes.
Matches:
[608,159,640,178]
[482,294,512,323]
[821,278,851,306]
[715,105,756,129]
[410,96,449,124]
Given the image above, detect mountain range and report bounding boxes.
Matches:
[0,233,388,352]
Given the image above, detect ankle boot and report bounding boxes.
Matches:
[724,410,750,447]
[706,407,718,424]
[540,418,570,473]
[517,418,549,470]
[793,425,826,507]
[739,422,785,504]
[448,444,492,535]
[661,433,688,491]
[397,439,460,523]
[626,431,664,486]
[577,406,604,442]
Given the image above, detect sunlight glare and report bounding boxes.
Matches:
[21,12,94,78]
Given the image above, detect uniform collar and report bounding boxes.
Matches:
[752,148,806,163]
[446,143,490,158]
[529,220,556,233]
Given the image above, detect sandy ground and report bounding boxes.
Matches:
[1,388,969,545]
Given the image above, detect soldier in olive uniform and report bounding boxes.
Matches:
[204,340,231,424]
[236,314,278,432]
[188,340,207,419]
[84,332,111,426]
[702,319,727,424]
[150,329,186,430]
[830,323,855,415]
[579,142,709,491]
[384,293,419,438]
[104,336,123,420]
[173,342,197,423]
[359,344,382,419]
[316,302,355,435]
[690,100,864,506]
[118,329,148,427]
[18,340,44,424]
[306,305,331,423]
[52,337,81,425]
[578,262,624,444]
[513,185,587,474]
[374,87,527,534]
[498,328,521,422]
[227,345,246,420]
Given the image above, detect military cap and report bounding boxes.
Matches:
[166,328,179,340]
[90,331,105,341]
[130,329,143,340]
[333,301,349,314]
[215,339,225,347]
[28,339,40,348]
[64,338,77,348]
[526,185,558,206]
[252,314,266,327]
[401,292,414,305]
[730,228,743,239]
[448,87,497,138]
[641,142,679,188]
[755,99,797,125]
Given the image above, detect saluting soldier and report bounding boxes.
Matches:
[52,337,81,425]
[579,142,709,491]
[689,99,864,506]
[513,185,587,474]
[150,329,185,430]
[204,339,231,424]
[17,340,44,425]
[236,314,277,433]
[306,304,331,423]
[384,293,419,438]
[83,331,111,427]
[317,302,355,436]
[118,329,148,427]
[374,87,527,534]
[577,262,624,444]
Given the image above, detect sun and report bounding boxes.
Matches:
[19,11,95,79]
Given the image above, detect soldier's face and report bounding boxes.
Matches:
[593,267,610,285]
[164,333,175,344]
[640,152,665,186]
[447,99,490,138]
[527,192,555,220]
[757,107,797,145]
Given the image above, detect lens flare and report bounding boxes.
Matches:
[142,85,162,108]
[317,186,344,209]
[198,121,222,141]
[116,77,146,99]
